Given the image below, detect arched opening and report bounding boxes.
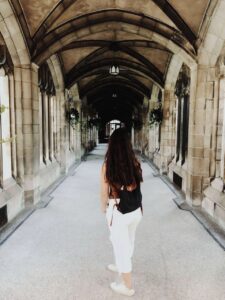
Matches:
[101,119,124,143]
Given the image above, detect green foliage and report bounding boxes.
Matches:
[0,104,8,114]
[0,105,16,144]
[67,108,80,128]
[149,107,163,126]
[0,135,17,144]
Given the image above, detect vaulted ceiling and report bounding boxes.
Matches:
[11,0,214,122]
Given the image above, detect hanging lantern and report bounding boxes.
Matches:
[109,65,119,76]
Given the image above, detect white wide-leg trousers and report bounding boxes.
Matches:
[106,199,142,273]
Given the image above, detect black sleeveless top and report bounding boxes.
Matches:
[117,184,142,214]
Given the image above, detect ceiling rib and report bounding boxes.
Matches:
[33,0,76,42]
[82,80,148,99]
[33,9,195,63]
[151,0,196,47]
[60,40,172,53]
[71,45,164,80]
[79,74,151,98]
[65,58,164,88]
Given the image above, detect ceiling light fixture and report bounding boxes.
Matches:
[109,65,119,76]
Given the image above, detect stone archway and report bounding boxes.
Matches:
[0,0,30,66]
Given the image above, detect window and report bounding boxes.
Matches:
[175,65,190,165]
[38,63,56,164]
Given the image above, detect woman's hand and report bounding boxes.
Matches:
[101,202,108,214]
[102,208,106,214]
[100,162,109,213]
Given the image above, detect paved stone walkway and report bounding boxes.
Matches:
[0,144,225,300]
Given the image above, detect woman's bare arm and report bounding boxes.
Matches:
[100,162,109,213]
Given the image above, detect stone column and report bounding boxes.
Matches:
[14,63,40,205]
[148,86,160,161]
[55,92,61,162]
[186,65,216,206]
[0,73,12,182]
[141,97,150,156]
[56,88,69,174]
[74,99,82,161]
[219,78,225,179]
[48,95,54,161]
[39,91,44,164]
[44,93,50,163]
[160,56,183,174]
[159,88,176,173]
[9,74,17,179]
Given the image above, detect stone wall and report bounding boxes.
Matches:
[0,49,96,229]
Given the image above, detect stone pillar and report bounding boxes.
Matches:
[57,88,69,174]
[219,78,225,179]
[80,106,88,155]
[9,74,17,179]
[159,84,179,174]
[39,91,44,164]
[148,86,160,161]
[75,99,82,161]
[44,93,50,163]
[55,92,61,162]
[186,65,216,206]
[141,97,150,156]
[48,95,54,161]
[160,57,183,174]
[0,73,12,182]
[14,64,40,205]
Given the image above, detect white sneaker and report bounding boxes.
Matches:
[107,264,118,272]
[110,282,135,296]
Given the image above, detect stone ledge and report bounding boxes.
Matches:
[211,177,224,192]
[203,184,225,232]
[204,186,225,210]
[143,154,225,251]
[0,206,35,246]
[0,159,82,246]
[0,178,24,222]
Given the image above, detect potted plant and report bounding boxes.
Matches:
[149,106,163,126]
[0,104,16,144]
[0,104,7,114]
[67,108,80,128]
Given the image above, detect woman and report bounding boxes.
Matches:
[100,127,143,297]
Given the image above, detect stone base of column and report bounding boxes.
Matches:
[24,188,40,206]
[186,191,202,207]
[23,175,40,206]
[202,178,225,230]
[185,173,203,207]
[0,178,24,223]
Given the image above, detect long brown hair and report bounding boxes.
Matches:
[105,127,143,189]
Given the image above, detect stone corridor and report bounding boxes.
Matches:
[0,144,224,300]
